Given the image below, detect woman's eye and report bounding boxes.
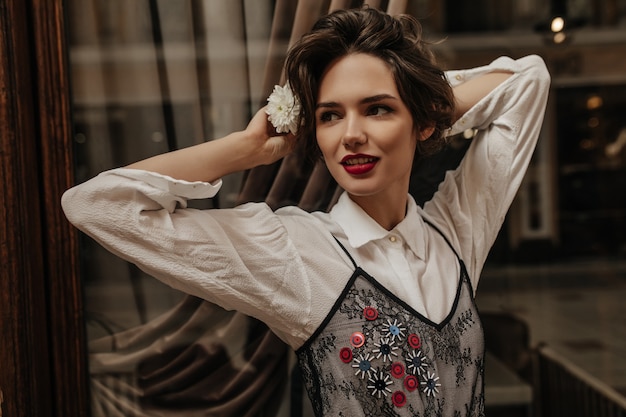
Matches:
[368,105,392,116]
[318,112,340,123]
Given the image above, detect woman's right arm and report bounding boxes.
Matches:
[60,105,317,345]
[126,107,294,182]
[59,106,311,343]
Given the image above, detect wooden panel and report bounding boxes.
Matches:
[0,0,88,415]
[29,0,90,415]
[0,0,53,415]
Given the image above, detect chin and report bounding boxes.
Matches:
[341,184,383,198]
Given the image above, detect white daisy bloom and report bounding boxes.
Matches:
[265,82,301,135]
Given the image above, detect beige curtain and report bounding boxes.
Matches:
[66,1,407,416]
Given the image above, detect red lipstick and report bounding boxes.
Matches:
[341,154,379,175]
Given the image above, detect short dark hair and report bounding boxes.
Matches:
[285,7,455,159]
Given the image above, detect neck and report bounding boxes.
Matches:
[349,192,408,231]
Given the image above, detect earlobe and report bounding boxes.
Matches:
[418,125,435,142]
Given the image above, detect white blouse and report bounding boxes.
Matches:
[62,55,551,349]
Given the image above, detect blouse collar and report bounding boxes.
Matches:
[330,192,426,260]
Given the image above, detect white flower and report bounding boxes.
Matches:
[265,82,301,135]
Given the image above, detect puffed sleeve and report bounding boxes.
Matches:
[61,168,316,347]
[423,55,551,288]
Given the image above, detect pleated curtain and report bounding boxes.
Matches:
[66,1,408,416]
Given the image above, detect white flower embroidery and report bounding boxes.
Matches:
[265,82,301,135]
[372,337,399,362]
[352,353,375,379]
[422,371,441,397]
[382,318,406,342]
[407,350,428,376]
[367,370,393,398]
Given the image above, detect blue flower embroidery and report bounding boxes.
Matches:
[382,318,406,342]
[352,353,375,379]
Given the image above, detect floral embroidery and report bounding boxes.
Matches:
[352,353,375,379]
[408,333,421,349]
[367,370,393,398]
[422,371,441,397]
[339,347,353,363]
[407,349,428,375]
[383,318,406,342]
[350,331,366,348]
[392,390,407,407]
[403,375,419,392]
[373,337,399,362]
[296,269,485,416]
[363,306,379,321]
[390,362,405,379]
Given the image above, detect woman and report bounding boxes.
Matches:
[62,7,550,417]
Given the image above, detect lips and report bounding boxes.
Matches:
[341,154,379,175]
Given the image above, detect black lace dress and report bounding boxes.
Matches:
[296,225,485,417]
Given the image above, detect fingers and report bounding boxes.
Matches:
[245,107,297,164]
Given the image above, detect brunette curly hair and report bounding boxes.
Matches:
[284,7,455,159]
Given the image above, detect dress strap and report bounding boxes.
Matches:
[332,236,358,269]
[423,219,472,291]
[423,219,462,261]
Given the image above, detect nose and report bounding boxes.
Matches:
[341,114,367,148]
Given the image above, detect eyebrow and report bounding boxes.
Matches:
[316,93,398,110]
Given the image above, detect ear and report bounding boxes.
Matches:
[417,124,435,142]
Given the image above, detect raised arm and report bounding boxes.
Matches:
[452,71,513,122]
[424,55,551,287]
[126,107,295,182]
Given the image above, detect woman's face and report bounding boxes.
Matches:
[315,53,429,202]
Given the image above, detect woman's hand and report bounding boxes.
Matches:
[244,106,297,166]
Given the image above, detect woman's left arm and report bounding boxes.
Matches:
[424,55,551,285]
[452,71,513,123]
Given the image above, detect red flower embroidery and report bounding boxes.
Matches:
[339,347,353,363]
[363,306,379,321]
[390,362,405,379]
[350,331,365,348]
[408,333,421,349]
[404,375,419,392]
[392,390,407,407]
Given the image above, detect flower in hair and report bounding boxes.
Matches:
[265,82,301,135]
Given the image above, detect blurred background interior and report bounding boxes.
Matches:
[10,0,626,416]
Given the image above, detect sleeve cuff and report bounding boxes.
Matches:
[444,56,522,138]
[108,168,223,200]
